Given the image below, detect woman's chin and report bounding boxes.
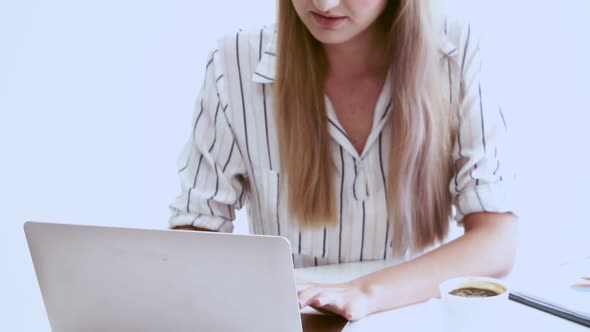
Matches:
[307,29,358,46]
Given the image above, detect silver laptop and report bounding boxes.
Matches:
[24,221,302,332]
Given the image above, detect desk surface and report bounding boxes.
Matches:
[295,261,589,332]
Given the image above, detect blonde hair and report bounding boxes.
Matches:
[275,0,456,256]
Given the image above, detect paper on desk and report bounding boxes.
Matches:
[342,298,444,332]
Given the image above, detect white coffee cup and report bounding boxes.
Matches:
[439,276,509,332]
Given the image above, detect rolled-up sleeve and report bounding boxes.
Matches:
[168,49,247,232]
[450,22,517,223]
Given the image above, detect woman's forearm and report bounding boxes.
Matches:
[353,212,518,314]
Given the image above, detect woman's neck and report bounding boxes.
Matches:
[323,26,388,80]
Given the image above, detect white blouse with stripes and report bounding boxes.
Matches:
[168,18,516,268]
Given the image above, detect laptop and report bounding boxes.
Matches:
[24,221,303,332]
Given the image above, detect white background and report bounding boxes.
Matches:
[1,0,588,330]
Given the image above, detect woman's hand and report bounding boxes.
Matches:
[296,278,373,321]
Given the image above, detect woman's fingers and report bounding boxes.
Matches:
[313,291,351,317]
[301,287,347,315]
[297,283,371,321]
[297,286,323,309]
[314,291,343,308]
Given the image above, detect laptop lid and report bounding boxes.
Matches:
[24,221,302,332]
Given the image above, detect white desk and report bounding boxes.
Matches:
[295,261,588,332]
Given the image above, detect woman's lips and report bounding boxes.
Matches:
[311,12,347,29]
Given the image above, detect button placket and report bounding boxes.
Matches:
[353,159,369,201]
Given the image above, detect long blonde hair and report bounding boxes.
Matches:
[275,0,457,256]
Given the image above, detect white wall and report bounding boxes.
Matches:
[468,1,590,264]
[1,1,589,330]
[1,1,275,329]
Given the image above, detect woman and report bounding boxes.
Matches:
[169,0,517,321]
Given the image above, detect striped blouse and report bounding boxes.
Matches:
[168,18,516,268]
